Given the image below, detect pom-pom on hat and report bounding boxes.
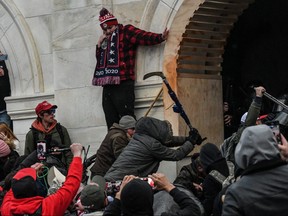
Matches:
[0,140,11,157]
[99,8,118,30]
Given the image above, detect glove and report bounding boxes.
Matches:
[186,128,205,145]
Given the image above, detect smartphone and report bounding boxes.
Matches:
[0,54,8,61]
[266,121,282,145]
[37,140,47,160]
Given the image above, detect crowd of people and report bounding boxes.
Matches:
[0,86,288,216]
[1,6,288,216]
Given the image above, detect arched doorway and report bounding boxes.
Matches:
[222,0,288,135]
[171,0,254,144]
[173,0,288,141]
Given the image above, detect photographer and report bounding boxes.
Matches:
[25,101,73,168]
[103,173,201,216]
[1,143,83,216]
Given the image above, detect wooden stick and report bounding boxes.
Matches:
[144,87,163,117]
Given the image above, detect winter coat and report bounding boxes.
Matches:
[103,187,202,216]
[222,125,288,216]
[90,123,130,176]
[173,155,205,198]
[0,60,10,111]
[25,120,73,167]
[104,117,194,181]
[153,186,204,216]
[0,156,82,216]
[200,143,229,216]
[0,150,19,182]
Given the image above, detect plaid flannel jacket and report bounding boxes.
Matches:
[96,24,164,82]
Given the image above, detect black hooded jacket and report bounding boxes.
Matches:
[104,117,195,181]
[0,61,10,111]
[200,143,229,216]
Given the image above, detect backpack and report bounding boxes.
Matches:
[209,161,235,188]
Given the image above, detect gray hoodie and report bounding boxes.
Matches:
[223,125,288,216]
[104,117,194,181]
[235,124,280,169]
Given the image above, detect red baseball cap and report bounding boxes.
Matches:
[35,101,57,116]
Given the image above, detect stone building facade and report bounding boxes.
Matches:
[1,0,257,179]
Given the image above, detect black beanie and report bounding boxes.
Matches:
[200,143,223,172]
[121,179,154,216]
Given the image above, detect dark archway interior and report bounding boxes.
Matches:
[221,0,288,130]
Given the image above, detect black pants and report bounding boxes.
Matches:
[102,80,135,129]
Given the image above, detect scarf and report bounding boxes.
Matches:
[92,27,120,86]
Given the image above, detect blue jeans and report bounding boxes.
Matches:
[0,110,11,128]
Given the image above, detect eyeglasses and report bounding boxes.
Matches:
[42,109,56,115]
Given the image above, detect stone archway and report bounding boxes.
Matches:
[162,0,255,145]
[0,0,43,96]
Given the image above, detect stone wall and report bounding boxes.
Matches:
[1,0,186,180]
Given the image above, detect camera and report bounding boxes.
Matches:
[105,181,122,196]
[37,140,47,160]
[105,177,155,196]
[140,177,155,188]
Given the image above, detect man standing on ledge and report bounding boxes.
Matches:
[92,8,169,129]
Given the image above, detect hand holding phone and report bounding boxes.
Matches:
[37,141,47,161]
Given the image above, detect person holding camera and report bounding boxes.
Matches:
[1,143,83,216]
[24,101,73,168]
[104,116,203,181]
[103,173,201,216]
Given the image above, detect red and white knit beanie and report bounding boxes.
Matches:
[99,8,118,30]
[0,140,11,157]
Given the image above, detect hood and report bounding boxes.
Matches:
[31,119,57,133]
[135,117,173,144]
[200,143,223,172]
[1,190,43,215]
[121,179,153,216]
[235,125,281,169]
